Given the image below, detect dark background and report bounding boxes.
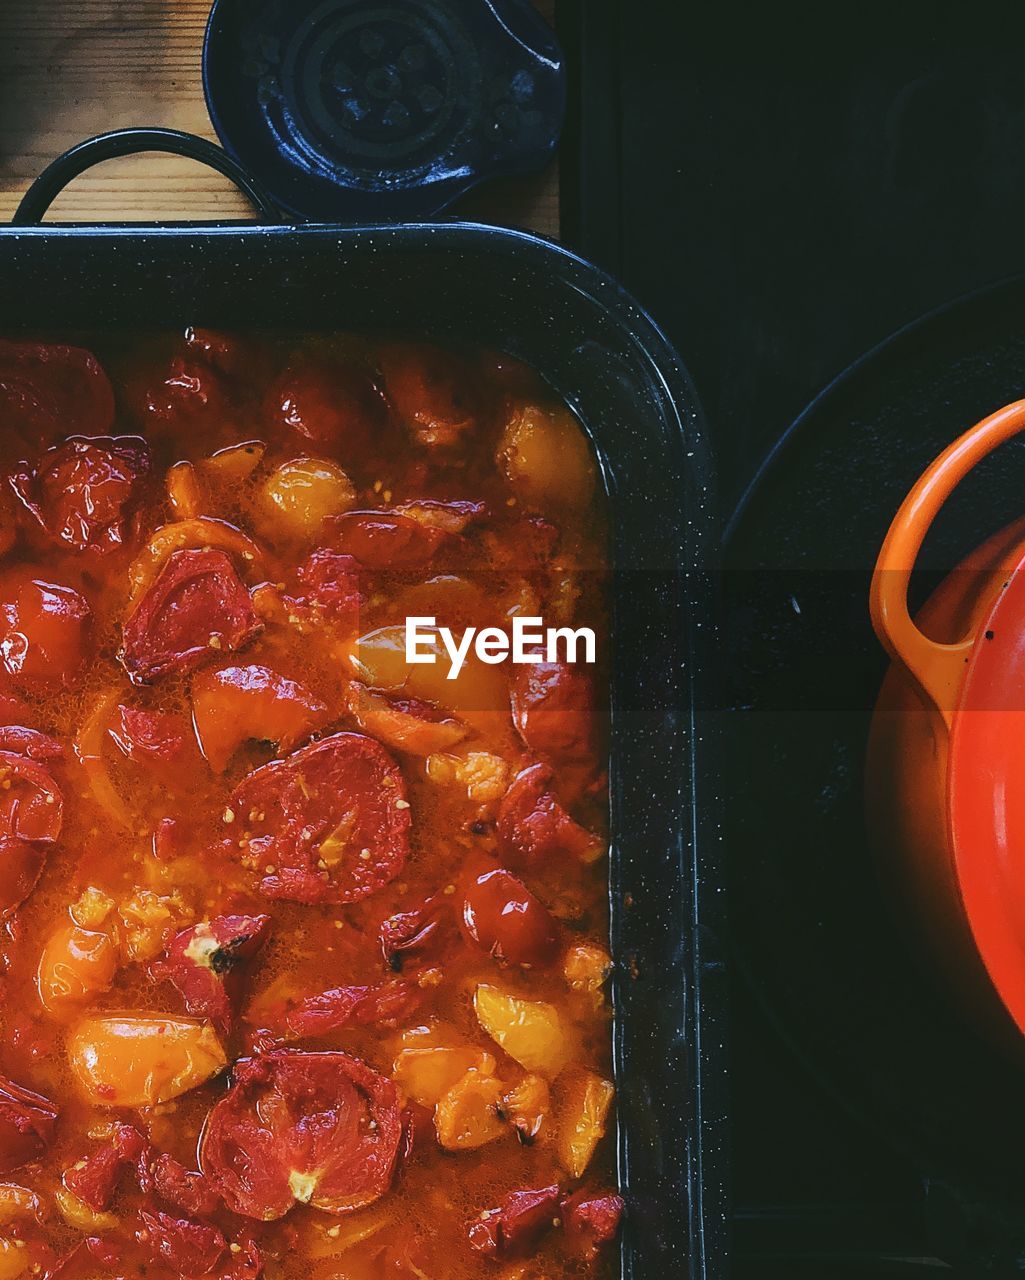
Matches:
[561,1,1025,1274]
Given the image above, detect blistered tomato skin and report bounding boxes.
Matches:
[0,571,90,687]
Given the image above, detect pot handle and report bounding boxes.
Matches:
[870,397,1025,724]
[11,128,280,225]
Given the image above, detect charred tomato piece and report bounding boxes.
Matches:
[497,762,603,865]
[200,1050,403,1220]
[152,914,270,1032]
[228,732,411,905]
[10,436,149,556]
[121,547,261,683]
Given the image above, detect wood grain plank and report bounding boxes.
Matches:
[0,0,559,233]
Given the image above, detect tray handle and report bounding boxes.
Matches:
[870,397,1025,724]
[11,128,281,225]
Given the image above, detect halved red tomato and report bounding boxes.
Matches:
[121,548,262,683]
[9,436,149,555]
[0,752,62,843]
[511,660,597,767]
[109,705,190,766]
[497,763,603,865]
[460,866,559,967]
[378,343,480,450]
[191,665,330,774]
[0,341,114,446]
[200,1050,404,1220]
[228,732,411,904]
[0,1072,58,1172]
[0,570,90,687]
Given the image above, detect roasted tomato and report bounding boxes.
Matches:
[139,356,230,432]
[0,341,114,446]
[511,661,597,767]
[227,732,411,904]
[191,665,330,774]
[136,1208,227,1276]
[460,866,560,967]
[466,1184,561,1257]
[200,1050,404,1220]
[0,727,62,762]
[343,682,467,756]
[379,891,452,970]
[9,436,149,555]
[327,511,459,570]
[120,547,261,683]
[152,1152,221,1218]
[184,326,247,375]
[561,1189,624,1259]
[62,1125,148,1211]
[293,548,364,624]
[108,705,190,766]
[0,837,46,918]
[0,1074,57,1173]
[0,571,90,687]
[266,360,386,459]
[37,925,117,1011]
[151,914,271,1032]
[278,979,420,1039]
[0,752,63,843]
[378,343,480,450]
[498,763,603,865]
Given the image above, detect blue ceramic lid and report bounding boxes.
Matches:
[203,0,565,221]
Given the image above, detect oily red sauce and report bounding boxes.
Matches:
[0,331,617,1280]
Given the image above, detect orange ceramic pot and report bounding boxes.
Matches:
[868,398,1025,1044]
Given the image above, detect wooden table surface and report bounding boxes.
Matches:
[0,0,560,234]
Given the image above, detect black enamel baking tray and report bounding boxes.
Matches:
[1,132,726,1279]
